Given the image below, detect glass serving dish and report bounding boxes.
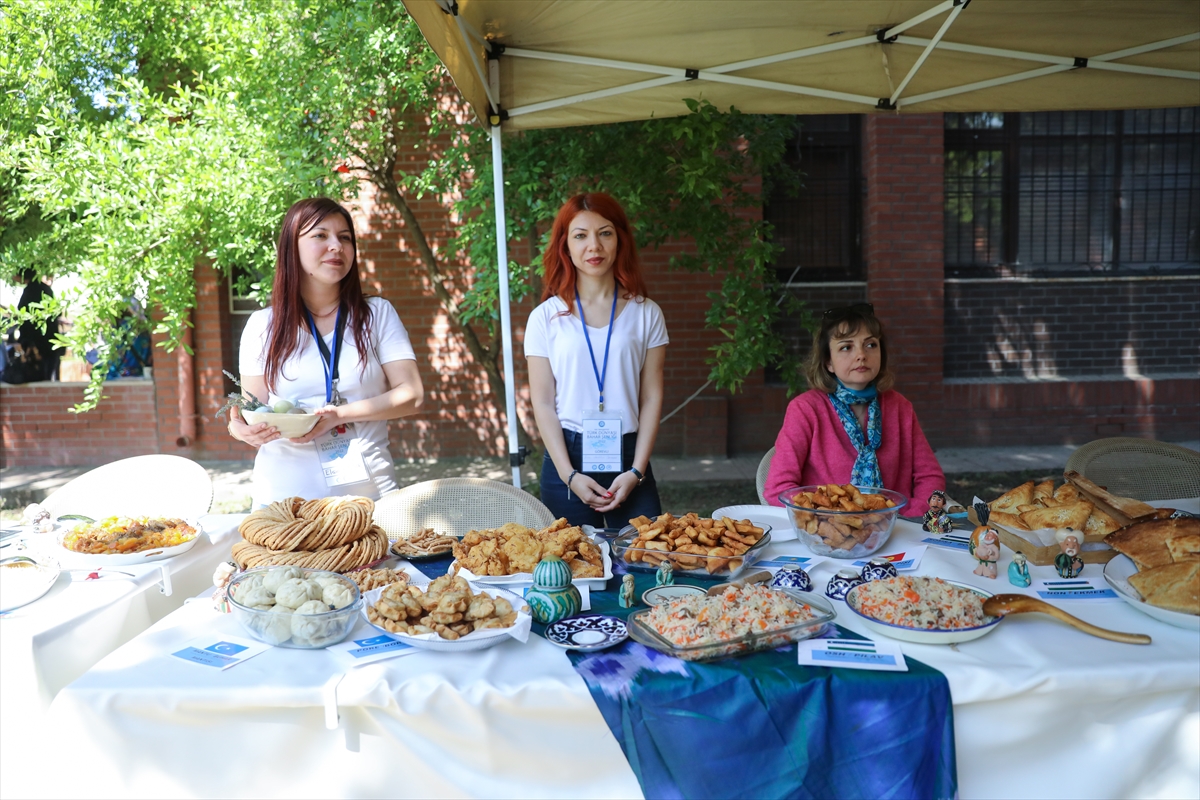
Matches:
[626,587,836,662]
[611,525,772,578]
[779,486,908,559]
[227,567,363,649]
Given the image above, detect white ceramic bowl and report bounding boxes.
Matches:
[843,578,1003,644]
[241,409,320,438]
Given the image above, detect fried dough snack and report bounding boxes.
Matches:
[786,484,897,551]
[367,574,521,639]
[987,479,1123,537]
[231,527,389,573]
[232,496,386,573]
[624,513,765,574]
[451,518,604,579]
[346,567,410,592]
[391,528,458,558]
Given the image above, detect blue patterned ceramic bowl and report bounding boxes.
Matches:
[825,568,865,601]
[771,567,813,592]
[861,558,899,582]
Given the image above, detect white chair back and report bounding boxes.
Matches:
[40,455,213,520]
[373,478,556,541]
[755,447,776,504]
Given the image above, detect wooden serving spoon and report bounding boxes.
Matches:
[707,569,773,596]
[983,594,1151,645]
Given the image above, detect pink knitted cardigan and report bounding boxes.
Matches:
[764,389,945,515]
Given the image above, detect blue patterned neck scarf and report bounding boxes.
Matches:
[828,380,883,488]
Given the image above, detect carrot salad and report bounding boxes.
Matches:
[853,576,988,629]
[645,583,817,647]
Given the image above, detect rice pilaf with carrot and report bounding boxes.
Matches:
[853,576,989,630]
[644,583,818,647]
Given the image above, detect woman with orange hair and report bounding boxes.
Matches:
[525,193,668,527]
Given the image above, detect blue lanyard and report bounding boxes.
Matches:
[575,285,618,412]
[305,306,345,405]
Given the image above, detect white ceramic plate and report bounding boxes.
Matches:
[242,409,320,438]
[0,560,61,612]
[361,583,531,652]
[641,584,707,606]
[56,519,204,567]
[544,615,628,651]
[711,505,795,542]
[453,537,612,591]
[1103,554,1200,631]
[843,579,1003,644]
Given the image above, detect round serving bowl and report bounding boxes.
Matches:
[241,409,320,439]
[779,486,908,559]
[843,577,1002,644]
[227,567,362,649]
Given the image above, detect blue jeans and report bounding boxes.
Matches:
[540,429,662,528]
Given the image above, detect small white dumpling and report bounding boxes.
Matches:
[303,578,325,597]
[236,582,275,608]
[313,575,343,589]
[263,566,304,594]
[275,578,321,610]
[322,582,356,610]
[247,606,292,645]
[291,599,343,647]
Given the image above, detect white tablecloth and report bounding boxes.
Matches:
[39,502,1200,800]
[0,515,243,799]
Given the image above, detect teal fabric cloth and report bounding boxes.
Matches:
[541,570,957,800]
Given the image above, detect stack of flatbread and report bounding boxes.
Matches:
[1106,516,1200,615]
[987,479,1122,538]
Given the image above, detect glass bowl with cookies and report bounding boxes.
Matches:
[780,484,908,559]
[612,513,772,578]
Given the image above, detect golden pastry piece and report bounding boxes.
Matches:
[1106,517,1200,571]
[1020,501,1094,531]
[1127,561,1200,615]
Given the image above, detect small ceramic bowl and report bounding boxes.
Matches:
[544,615,628,651]
[241,409,320,439]
[825,568,865,601]
[641,584,707,606]
[861,558,899,582]
[771,567,814,592]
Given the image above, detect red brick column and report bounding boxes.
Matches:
[864,114,945,416]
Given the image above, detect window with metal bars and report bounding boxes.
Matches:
[764,115,864,283]
[944,108,1200,277]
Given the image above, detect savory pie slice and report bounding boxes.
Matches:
[1032,480,1055,502]
[1082,507,1122,538]
[1053,483,1081,504]
[1127,561,1200,615]
[1021,501,1094,531]
[990,481,1034,513]
[989,510,1031,531]
[1166,533,1200,563]
[1106,518,1200,571]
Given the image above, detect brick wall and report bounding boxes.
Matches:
[945,277,1200,379]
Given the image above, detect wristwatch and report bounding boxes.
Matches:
[629,467,645,485]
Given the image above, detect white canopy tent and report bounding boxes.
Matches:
[401,0,1200,486]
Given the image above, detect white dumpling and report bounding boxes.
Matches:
[247,606,292,645]
[275,578,321,610]
[236,583,275,608]
[303,578,325,597]
[322,582,355,610]
[263,566,304,594]
[291,599,343,647]
[313,576,343,589]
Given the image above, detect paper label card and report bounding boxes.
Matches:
[171,635,270,671]
[798,638,908,672]
[328,633,417,665]
[1033,576,1120,601]
[316,423,370,487]
[580,413,622,473]
[922,534,972,551]
[757,555,825,573]
[852,545,926,572]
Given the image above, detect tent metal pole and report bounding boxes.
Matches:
[1090,62,1199,80]
[508,75,686,118]
[901,64,1071,106]
[700,72,879,106]
[889,0,965,105]
[504,47,681,76]
[706,35,878,74]
[876,0,957,40]
[488,57,522,488]
[1094,31,1200,61]
[453,15,499,111]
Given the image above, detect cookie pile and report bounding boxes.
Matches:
[232,496,389,573]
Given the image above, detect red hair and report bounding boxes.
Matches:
[542,193,649,312]
[262,198,373,393]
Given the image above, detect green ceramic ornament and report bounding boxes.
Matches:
[525,555,582,625]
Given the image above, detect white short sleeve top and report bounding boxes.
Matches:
[524,295,668,433]
[239,297,417,506]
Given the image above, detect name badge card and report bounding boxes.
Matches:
[922,533,973,551]
[316,423,370,487]
[852,545,927,572]
[1033,576,1119,601]
[329,633,417,666]
[171,635,270,671]
[798,638,908,672]
[580,410,622,473]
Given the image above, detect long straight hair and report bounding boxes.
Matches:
[542,193,648,313]
[263,198,373,393]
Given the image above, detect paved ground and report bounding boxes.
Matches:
[4,441,1195,513]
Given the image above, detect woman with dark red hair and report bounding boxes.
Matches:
[525,193,668,527]
[228,198,424,506]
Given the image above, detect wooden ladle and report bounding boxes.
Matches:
[983,594,1151,645]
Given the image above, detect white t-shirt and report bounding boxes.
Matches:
[524,295,668,433]
[239,297,417,506]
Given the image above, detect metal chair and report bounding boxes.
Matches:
[755,447,776,505]
[40,455,213,519]
[1064,438,1200,502]
[372,477,556,541]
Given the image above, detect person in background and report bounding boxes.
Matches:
[17,268,60,381]
[765,303,944,515]
[525,192,668,528]
[228,197,424,507]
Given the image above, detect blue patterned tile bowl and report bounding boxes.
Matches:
[825,568,865,601]
[861,558,899,582]
[770,567,813,592]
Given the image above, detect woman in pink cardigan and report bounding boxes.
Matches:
[765,303,944,516]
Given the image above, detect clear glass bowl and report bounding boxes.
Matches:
[626,587,836,662]
[227,567,362,649]
[779,486,908,559]
[611,525,772,578]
